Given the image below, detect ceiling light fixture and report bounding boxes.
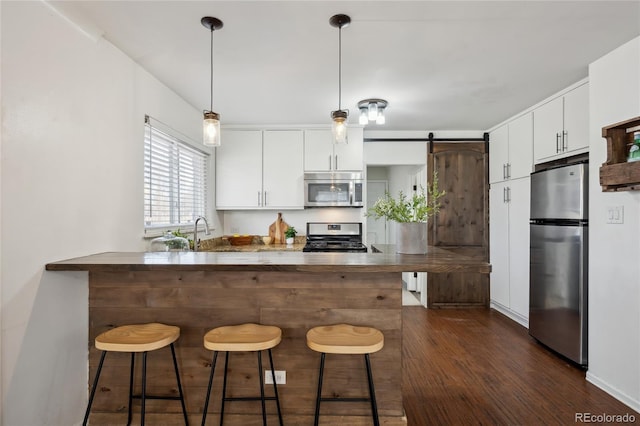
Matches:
[358,99,388,126]
[201,16,223,147]
[330,14,351,144]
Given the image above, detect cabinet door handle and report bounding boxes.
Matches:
[562,130,568,151]
[556,133,561,153]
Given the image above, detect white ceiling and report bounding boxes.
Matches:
[51,0,640,131]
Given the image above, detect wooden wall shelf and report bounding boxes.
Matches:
[600,116,640,192]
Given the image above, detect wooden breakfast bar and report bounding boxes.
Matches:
[46,248,490,425]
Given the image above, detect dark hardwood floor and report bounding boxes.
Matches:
[89,306,638,425]
[403,307,639,425]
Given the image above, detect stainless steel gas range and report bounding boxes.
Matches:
[302,222,368,253]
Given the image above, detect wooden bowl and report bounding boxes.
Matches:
[228,235,253,246]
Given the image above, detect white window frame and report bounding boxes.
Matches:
[144,115,209,236]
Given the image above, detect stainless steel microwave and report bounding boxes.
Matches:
[304,172,363,208]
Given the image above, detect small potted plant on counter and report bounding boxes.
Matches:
[366,173,445,254]
[284,226,297,245]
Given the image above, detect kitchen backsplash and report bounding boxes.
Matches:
[220,208,365,236]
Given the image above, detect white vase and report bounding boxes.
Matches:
[396,222,428,254]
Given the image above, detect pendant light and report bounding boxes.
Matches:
[201,16,223,147]
[329,14,351,145]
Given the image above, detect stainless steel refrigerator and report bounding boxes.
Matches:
[529,162,588,366]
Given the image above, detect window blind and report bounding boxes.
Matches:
[144,116,209,231]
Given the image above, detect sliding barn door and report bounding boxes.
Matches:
[427,142,489,307]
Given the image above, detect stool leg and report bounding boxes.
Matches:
[201,351,219,426]
[267,349,283,426]
[257,351,266,426]
[82,350,107,426]
[219,352,230,426]
[169,343,189,425]
[313,353,326,426]
[364,354,380,426]
[141,351,148,426]
[127,352,135,426]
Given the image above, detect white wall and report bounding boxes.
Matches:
[0,2,206,424]
[586,36,640,411]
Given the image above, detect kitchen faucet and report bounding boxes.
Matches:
[194,216,211,251]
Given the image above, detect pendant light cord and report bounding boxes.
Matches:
[210,29,214,111]
[338,25,342,111]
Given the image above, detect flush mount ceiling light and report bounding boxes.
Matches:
[201,16,223,147]
[358,99,388,125]
[330,14,351,144]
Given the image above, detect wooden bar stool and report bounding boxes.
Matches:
[201,323,283,426]
[82,323,188,426]
[306,324,384,426]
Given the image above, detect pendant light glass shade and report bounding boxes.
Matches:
[332,110,348,144]
[203,111,220,147]
[201,16,223,147]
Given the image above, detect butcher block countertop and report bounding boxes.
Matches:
[45,247,491,273]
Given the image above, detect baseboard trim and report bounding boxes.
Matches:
[490,301,529,328]
[586,371,640,414]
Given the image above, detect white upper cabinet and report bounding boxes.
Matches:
[216,130,263,209]
[489,124,509,184]
[262,130,304,208]
[216,129,304,210]
[489,112,533,184]
[533,82,589,163]
[508,113,534,179]
[563,83,589,153]
[304,127,363,172]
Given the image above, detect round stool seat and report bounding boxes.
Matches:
[95,323,180,353]
[306,323,384,354]
[204,323,282,352]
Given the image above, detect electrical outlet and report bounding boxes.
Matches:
[264,370,286,385]
[606,206,624,224]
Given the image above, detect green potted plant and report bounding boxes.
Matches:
[366,173,445,254]
[284,226,297,245]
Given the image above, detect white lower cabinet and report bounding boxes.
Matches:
[489,177,530,324]
[216,129,303,209]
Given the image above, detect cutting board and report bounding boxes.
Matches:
[268,212,289,244]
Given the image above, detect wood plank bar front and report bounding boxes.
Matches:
[46,250,490,425]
